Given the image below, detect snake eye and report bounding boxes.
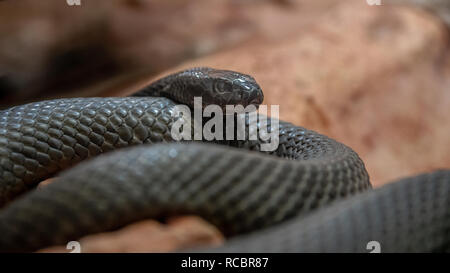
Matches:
[214,80,233,94]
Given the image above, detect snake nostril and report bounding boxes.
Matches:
[249,99,261,106]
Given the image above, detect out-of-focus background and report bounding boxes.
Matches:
[1,0,449,252]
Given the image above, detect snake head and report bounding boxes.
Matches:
[133,67,264,112]
[207,68,264,108]
[176,67,264,110]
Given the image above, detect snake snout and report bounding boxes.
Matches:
[211,72,263,108]
[233,77,263,107]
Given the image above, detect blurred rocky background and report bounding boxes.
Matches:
[1,0,449,252]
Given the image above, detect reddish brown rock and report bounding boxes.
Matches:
[38,216,224,253]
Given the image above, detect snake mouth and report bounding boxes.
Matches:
[249,93,264,106]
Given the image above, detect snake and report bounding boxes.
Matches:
[0,67,448,253]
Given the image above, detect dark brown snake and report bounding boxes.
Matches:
[0,68,448,253]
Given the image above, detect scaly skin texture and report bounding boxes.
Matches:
[214,170,450,253]
[0,67,448,252]
[0,97,180,206]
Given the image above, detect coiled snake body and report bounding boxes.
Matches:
[0,68,448,252]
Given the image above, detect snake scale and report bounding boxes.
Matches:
[0,68,448,253]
